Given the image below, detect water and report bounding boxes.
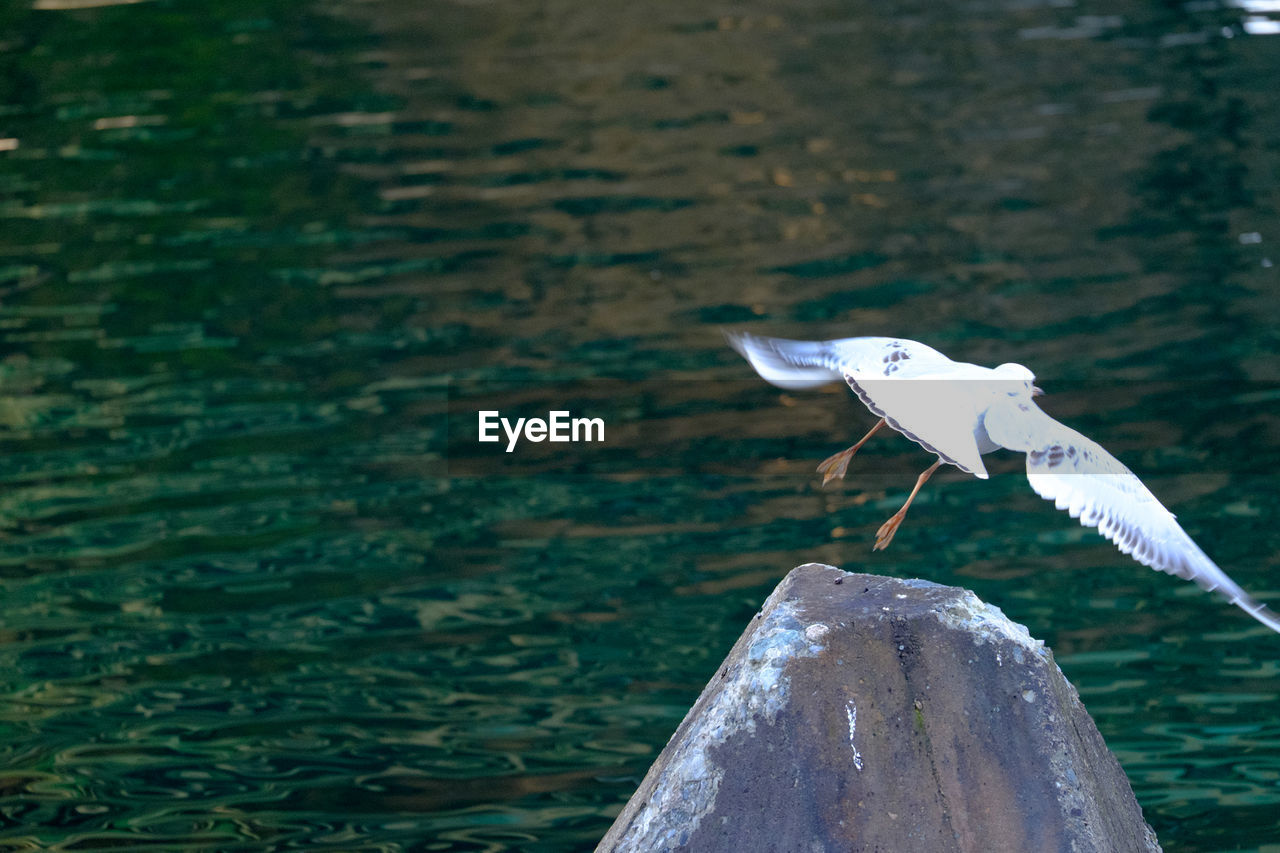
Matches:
[1,0,1279,850]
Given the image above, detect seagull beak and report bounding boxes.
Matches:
[1032,385,1044,397]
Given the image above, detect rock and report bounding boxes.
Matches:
[597,563,1160,853]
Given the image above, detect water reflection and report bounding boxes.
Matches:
[0,0,1278,850]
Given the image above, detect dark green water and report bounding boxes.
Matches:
[1,0,1279,850]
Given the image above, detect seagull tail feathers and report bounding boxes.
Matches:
[723,330,842,390]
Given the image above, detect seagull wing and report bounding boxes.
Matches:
[725,331,952,388]
[829,337,990,478]
[984,395,1280,633]
[726,332,990,477]
[840,368,992,479]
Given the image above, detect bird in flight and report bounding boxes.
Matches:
[726,331,1280,634]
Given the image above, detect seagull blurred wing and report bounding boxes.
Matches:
[725,332,953,388]
[983,396,1280,632]
[826,336,956,377]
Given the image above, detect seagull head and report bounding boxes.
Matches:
[993,362,1042,397]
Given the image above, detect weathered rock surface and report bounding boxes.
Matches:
[598,563,1160,853]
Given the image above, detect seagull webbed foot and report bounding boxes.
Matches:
[873,512,906,550]
[871,458,943,551]
[816,417,887,487]
[817,448,855,486]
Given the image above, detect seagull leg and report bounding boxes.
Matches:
[817,418,887,486]
[874,458,943,551]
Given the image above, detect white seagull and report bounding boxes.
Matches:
[727,331,1280,634]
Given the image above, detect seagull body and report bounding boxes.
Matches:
[727,331,1280,634]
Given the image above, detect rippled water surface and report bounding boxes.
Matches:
[2,0,1280,850]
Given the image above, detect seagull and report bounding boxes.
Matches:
[726,330,1280,634]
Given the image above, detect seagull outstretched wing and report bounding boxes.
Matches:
[984,395,1280,632]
